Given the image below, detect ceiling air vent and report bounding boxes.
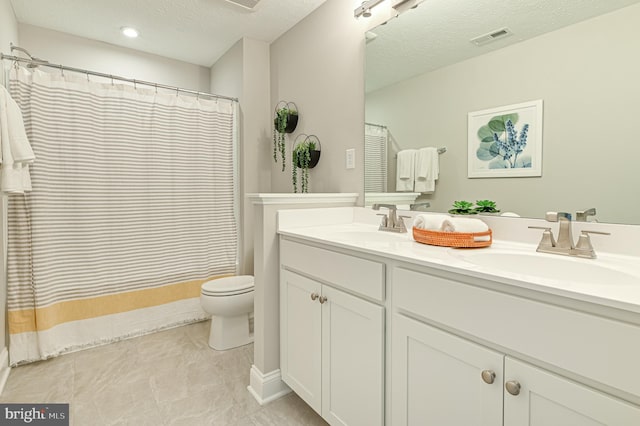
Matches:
[225,0,261,11]
[470,27,513,46]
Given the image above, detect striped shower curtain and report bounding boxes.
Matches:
[6,67,238,365]
[364,123,388,193]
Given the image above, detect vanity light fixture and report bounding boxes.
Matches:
[354,0,386,18]
[121,27,139,38]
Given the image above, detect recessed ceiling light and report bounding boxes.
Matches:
[121,27,139,38]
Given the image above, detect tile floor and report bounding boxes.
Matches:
[0,320,328,426]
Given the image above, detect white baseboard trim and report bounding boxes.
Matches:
[0,347,11,395]
[247,364,291,405]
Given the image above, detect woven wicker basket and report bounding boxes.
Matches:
[413,227,492,248]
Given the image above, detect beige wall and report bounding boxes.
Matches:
[366,4,640,224]
[18,24,210,92]
[269,0,366,201]
[211,38,271,275]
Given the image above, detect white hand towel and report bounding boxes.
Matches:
[0,85,35,193]
[6,92,35,164]
[441,218,491,241]
[396,149,416,192]
[413,214,451,230]
[414,147,439,193]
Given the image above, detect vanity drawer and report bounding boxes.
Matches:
[393,266,640,398]
[280,238,385,302]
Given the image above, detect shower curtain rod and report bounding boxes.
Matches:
[1,53,239,103]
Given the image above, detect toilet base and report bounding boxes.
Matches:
[209,313,254,351]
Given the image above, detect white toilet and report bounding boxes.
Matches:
[200,275,254,351]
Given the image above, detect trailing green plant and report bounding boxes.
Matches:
[474,199,500,213]
[273,107,297,172]
[448,200,477,215]
[292,140,316,193]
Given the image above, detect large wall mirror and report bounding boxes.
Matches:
[364,0,640,225]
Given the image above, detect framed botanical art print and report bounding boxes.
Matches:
[468,100,543,178]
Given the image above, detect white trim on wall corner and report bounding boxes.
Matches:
[247,365,291,405]
[0,347,11,395]
[247,193,359,205]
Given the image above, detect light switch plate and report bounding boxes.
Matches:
[346,149,355,169]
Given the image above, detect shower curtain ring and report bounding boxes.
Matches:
[176,87,179,97]
[154,84,158,94]
[59,64,64,77]
[110,75,114,86]
[133,79,137,90]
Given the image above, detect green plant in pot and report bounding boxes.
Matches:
[448,200,478,215]
[292,140,319,193]
[273,107,298,172]
[474,200,500,214]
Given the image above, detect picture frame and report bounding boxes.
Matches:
[467,100,543,178]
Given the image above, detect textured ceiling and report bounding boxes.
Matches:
[366,0,640,92]
[9,0,327,67]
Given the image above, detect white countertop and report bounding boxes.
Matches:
[277,208,640,316]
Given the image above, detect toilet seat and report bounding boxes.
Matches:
[201,275,254,297]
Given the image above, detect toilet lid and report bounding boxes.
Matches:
[202,275,254,296]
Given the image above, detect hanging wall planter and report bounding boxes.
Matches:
[273,101,299,172]
[292,134,321,193]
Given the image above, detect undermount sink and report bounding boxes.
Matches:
[448,249,640,286]
[325,229,411,243]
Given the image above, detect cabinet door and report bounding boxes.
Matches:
[280,270,322,414]
[391,314,503,426]
[504,357,640,426]
[321,285,384,426]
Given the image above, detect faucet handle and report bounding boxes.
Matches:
[545,211,572,222]
[397,215,411,232]
[528,226,556,249]
[410,202,431,211]
[575,230,611,258]
[576,208,597,222]
[376,213,388,227]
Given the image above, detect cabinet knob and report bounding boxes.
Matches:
[505,380,521,396]
[481,370,496,384]
[318,296,328,304]
[310,293,319,301]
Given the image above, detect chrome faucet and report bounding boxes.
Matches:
[528,211,610,259]
[547,211,574,250]
[372,203,410,233]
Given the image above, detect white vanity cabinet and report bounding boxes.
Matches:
[504,357,640,425]
[279,238,385,426]
[392,266,640,426]
[391,314,504,425]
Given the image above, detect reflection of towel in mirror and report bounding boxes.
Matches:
[0,85,35,194]
[395,149,416,191]
[413,214,450,230]
[441,218,490,241]
[414,147,438,193]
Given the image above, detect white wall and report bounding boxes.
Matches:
[0,0,18,386]
[18,24,210,92]
[0,0,18,55]
[270,0,367,200]
[211,38,271,275]
[366,4,640,223]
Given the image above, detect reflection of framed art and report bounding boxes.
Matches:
[468,100,543,178]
